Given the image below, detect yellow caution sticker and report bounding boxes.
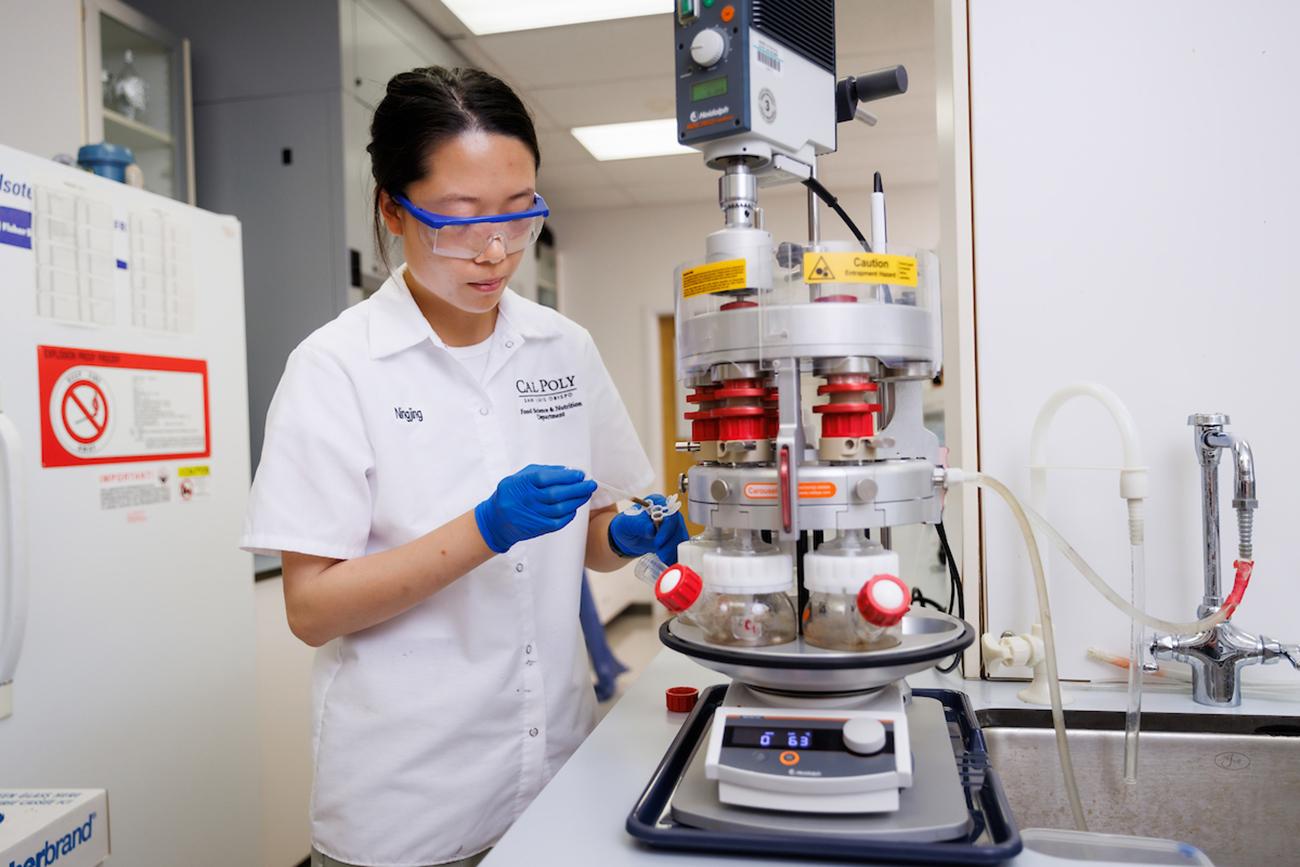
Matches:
[803,251,917,287]
[681,258,748,298]
[178,465,210,477]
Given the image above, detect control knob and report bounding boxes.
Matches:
[690,28,726,68]
[841,718,887,755]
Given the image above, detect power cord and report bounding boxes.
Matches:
[801,176,871,252]
[935,522,965,620]
[934,521,965,674]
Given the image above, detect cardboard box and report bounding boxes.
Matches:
[0,791,109,867]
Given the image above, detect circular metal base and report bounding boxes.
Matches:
[660,610,973,694]
[686,460,943,532]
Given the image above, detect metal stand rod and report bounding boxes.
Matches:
[774,358,804,540]
[796,531,810,636]
[807,161,820,242]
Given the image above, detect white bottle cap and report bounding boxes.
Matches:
[676,539,713,573]
[701,550,794,594]
[803,548,901,594]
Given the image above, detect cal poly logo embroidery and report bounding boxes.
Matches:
[515,374,582,421]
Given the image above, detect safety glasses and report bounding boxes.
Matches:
[393,192,549,260]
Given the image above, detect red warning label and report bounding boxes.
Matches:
[38,345,210,468]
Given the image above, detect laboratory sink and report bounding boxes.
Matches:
[978,708,1300,867]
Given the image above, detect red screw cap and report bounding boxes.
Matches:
[655,564,703,613]
[857,574,911,627]
[666,686,699,713]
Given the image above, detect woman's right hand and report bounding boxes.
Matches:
[474,464,597,553]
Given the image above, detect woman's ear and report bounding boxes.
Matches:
[378,190,405,237]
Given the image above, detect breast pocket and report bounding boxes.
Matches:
[508,375,593,472]
[372,396,489,535]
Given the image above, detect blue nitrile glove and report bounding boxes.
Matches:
[475,465,597,554]
[607,493,689,565]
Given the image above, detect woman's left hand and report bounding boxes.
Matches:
[608,494,689,565]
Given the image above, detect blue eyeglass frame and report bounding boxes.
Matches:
[392,192,550,229]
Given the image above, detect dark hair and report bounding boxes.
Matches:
[367,66,541,271]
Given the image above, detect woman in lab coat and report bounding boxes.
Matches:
[241,66,686,867]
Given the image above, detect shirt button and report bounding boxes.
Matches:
[529,727,539,737]
[505,340,514,349]
[515,562,525,573]
[525,644,533,654]
[479,406,490,416]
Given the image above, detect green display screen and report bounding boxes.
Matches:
[691,77,728,101]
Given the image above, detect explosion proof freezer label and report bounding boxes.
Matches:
[803,252,917,287]
[681,258,748,298]
[743,481,837,500]
[38,344,210,467]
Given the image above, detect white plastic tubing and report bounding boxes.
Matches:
[1028,383,1147,546]
[949,464,1243,832]
[946,469,1088,831]
[1030,382,1148,786]
[1024,507,1230,635]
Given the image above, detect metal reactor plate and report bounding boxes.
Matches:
[677,302,936,371]
[670,695,971,841]
[660,610,974,694]
[687,460,943,532]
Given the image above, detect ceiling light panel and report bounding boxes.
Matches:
[570,119,697,161]
[441,0,666,35]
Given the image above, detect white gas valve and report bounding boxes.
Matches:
[981,624,1071,706]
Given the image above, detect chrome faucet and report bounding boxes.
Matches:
[1151,413,1300,706]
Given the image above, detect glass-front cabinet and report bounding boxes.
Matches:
[83,0,194,203]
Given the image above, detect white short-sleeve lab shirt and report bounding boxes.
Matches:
[241,270,654,866]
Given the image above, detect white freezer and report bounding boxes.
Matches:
[0,143,260,865]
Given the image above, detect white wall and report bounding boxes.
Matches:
[967,0,1300,683]
[0,0,85,158]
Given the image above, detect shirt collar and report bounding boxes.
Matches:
[367,267,560,360]
[496,283,562,341]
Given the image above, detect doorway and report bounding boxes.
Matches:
[657,314,704,536]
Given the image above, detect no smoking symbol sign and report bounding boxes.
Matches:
[50,368,115,457]
[62,379,109,444]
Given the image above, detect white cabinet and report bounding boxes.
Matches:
[83,0,194,203]
[339,0,464,294]
[341,92,384,293]
[344,0,463,110]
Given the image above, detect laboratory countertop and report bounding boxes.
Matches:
[483,646,1300,867]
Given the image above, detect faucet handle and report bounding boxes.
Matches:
[1189,412,1230,428]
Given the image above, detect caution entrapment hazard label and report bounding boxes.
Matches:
[803,252,918,287]
[681,258,748,298]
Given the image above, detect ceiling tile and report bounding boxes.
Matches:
[536,128,600,167]
[528,76,676,129]
[468,14,673,89]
